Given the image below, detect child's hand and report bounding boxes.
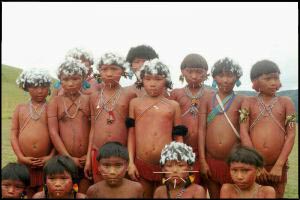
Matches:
[19,156,41,166]
[79,155,87,166]
[33,155,52,167]
[84,161,93,180]
[128,163,140,181]
[268,165,282,183]
[71,157,84,168]
[199,159,211,180]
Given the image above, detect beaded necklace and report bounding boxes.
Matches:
[29,101,47,120]
[63,96,81,119]
[182,85,204,117]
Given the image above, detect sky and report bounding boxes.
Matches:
[2,2,298,91]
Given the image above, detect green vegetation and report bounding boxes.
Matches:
[1,65,298,197]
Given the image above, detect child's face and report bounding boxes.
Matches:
[143,74,166,97]
[98,156,128,187]
[1,179,26,198]
[230,162,258,190]
[28,86,49,102]
[99,64,123,87]
[60,74,83,95]
[182,68,207,86]
[132,58,146,72]
[256,72,281,96]
[214,71,237,93]
[46,171,73,198]
[163,160,190,186]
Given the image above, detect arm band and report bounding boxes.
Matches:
[125,117,135,128]
[172,125,188,137]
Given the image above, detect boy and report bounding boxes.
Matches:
[84,52,136,183]
[52,47,99,96]
[2,163,30,199]
[11,68,55,198]
[48,58,91,193]
[220,146,276,198]
[153,141,206,198]
[32,155,86,198]
[124,44,159,97]
[170,53,212,185]
[199,57,244,198]
[127,58,187,198]
[86,142,144,198]
[239,59,296,198]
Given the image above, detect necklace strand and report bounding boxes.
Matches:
[63,97,81,119]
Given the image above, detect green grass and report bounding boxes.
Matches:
[1,64,298,198]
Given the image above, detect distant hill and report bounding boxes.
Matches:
[2,64,298,120]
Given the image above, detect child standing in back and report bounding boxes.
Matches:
[239,59,296,198]
[11,68,55,198]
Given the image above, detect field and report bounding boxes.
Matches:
[1,64,298,198]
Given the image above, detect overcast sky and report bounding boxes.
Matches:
[2,2,298,91]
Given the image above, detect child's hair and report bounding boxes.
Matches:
[160,141,196,166]
[1,163,30,186]
[211,57,243,79]
[94,52,130,76]
[57,57,88,80]
[16,68,52,92]
[43,155,78,183]
[126,44,159,64]
[226,146,264,168]
[180,53,208,70]
[96,141,129,162]
[65,47,94,65]
[250,59,281,81]
[139,58,173,89]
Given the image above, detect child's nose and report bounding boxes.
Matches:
[7,185,15,193]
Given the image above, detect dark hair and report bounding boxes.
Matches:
[1,163,30,186]
[227,146,264,168]
[211,57,243,79]
[180,53,208,70]
[250,59,281,81]
[43,155,78,184]
[126,45,159,64]
[97,141,129,162]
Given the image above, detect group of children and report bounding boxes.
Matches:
[2,45,296,198]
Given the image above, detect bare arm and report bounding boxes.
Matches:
[127,99,139,181]
[239,98,253,147]
[173,101,184,142]
[10,105,25,160]
[47,97,70,156]
[269,97,296,181]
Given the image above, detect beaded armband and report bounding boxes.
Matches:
[285,113,296,128]
[239,108,249,123]
[125,117,135,128]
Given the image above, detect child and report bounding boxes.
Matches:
[86,142,144,198]
[170,53,212,185]
[2,163,30,199]
[220,146,276,198]
[127,58,187,198]
[47,58,91,193]
[52,47,99,97]
[11,68,55,198]
[153,141,206,198]
[32,155,86,198]
[239,59,296,198]
[198,57,244,198]
[84,52,136,183]
[124,44,159,97]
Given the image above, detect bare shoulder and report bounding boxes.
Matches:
[170,88,183,96]
[220,183,235,193]
[76,192,87,198]
[190,183,206,197]
[80,93,90,101]
[122,86,137,99]
[86,182,102,197]
[32,191,45,198]
[278,95,294,105]
[260,185,276,197]
[153,185,166,198]
[125,178,143,190]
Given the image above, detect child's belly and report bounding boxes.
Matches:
[250,122,285,165]
[206,118,239,159]
[59,120,90,157]
[93,121,128,149]
[182,115,199,150]
[19,123,51,157]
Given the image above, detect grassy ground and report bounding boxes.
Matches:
[1,64,298,198]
